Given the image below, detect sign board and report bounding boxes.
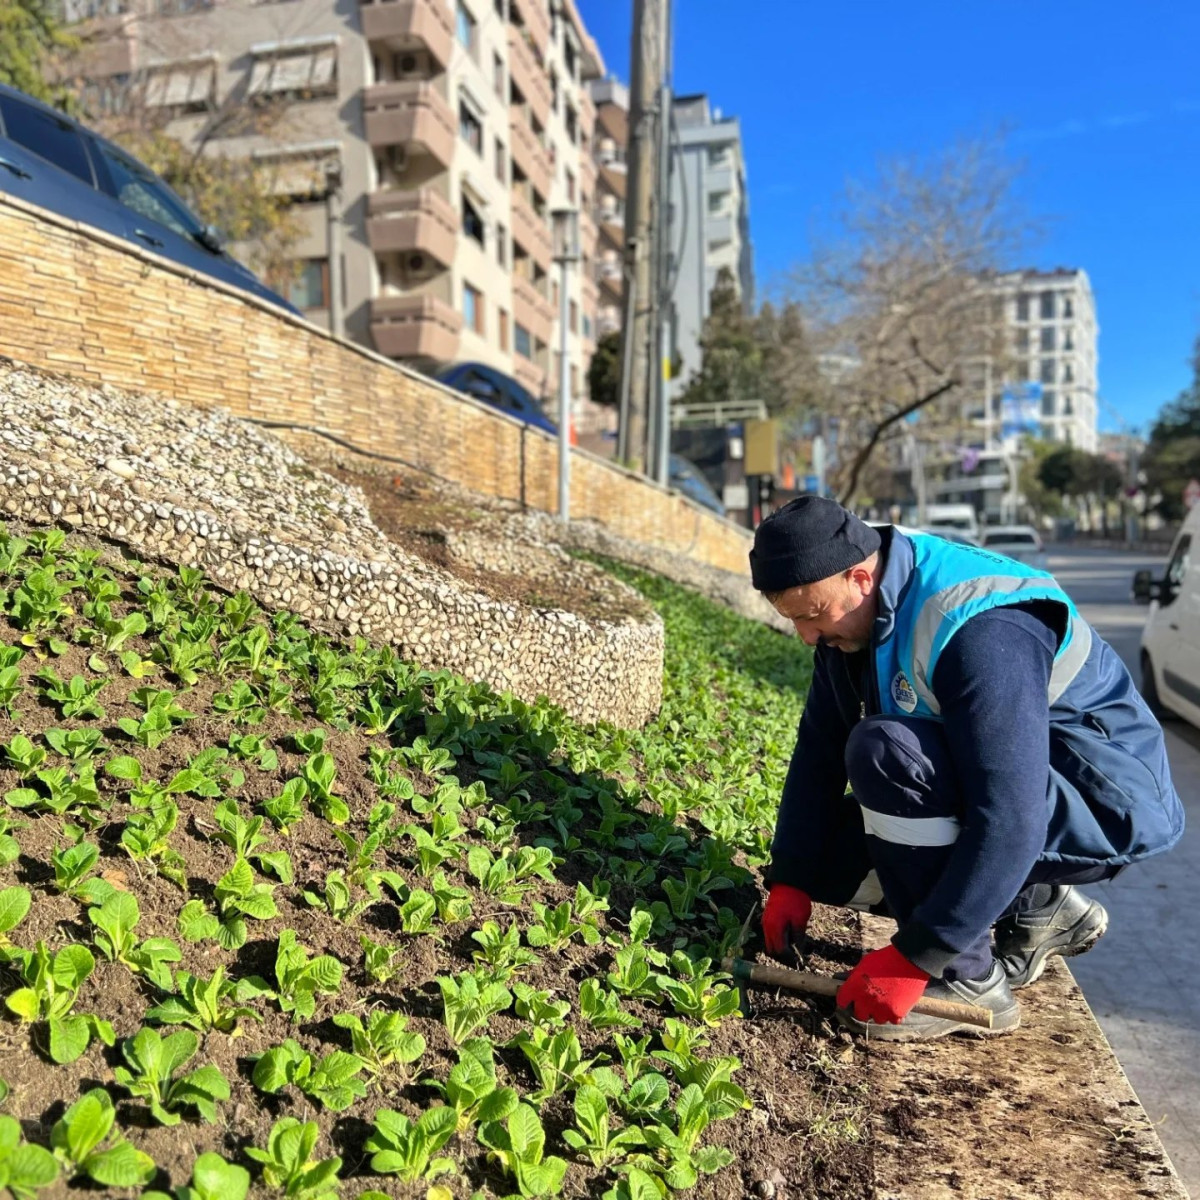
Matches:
[743,419,779,476]
[1001,383,1043,439]
[1184,479,1200,510]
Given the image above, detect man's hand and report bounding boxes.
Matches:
[762,884,812,956]
[836,944,930,1025]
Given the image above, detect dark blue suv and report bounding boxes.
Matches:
[0,83,298,313]
[434,362,557,434]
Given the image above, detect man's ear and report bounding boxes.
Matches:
[847,561,876,597]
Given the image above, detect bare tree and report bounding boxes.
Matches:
[785,137,1036,504]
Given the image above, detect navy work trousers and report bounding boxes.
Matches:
[804,714,1115,980]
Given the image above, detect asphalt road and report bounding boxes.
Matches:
[1048,542,1200,1193]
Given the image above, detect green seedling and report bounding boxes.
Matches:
[49,838,113,904]
[606,944,663,1002]
[510,1027,596,1103]
[4,941,115,1064]
[466,844,557,903]
[177,858,278,950]
[88,891,181,988]
[261,778,307,834]
[10,565,72,635]
[0,1112,59,1198]
[119,649,158,679]
[431,871,473,924]
[5,764,108,825]
[526,883,608,950]
[475,750,535,798]
[302,869,374,924]
[512,982,570,1031]
[157,630,216,686]
[246,1117,342,1200]
[113,1026,230,1126]
[290,728,326,755]
[359,934,403,985]
[212,798,293,882]
[0,885,31,955]
[226,732,278,771]
[436,970,512,1044]
[627,1084,738,1190]
[273,928,344,1021]
[402,812,467,877]
[116,687,195,749]
[354,690,405,735]
[612,1033,656,1084]
[121,799,187,888]
[251,1039,367,1113]
[398,735,455,777]
[0,816,21,867]
[430,1038,518,1133]
[142,1151,250,1200]
[43,728,105,764]
[470,920,537,981]
[479,1103,570,1199]
[333,1010,425,1084]
[80,602,147,654]
[617,1074,672,1123]
[652,952,741,1027]
[561,1084,645,1168]
[578,980,641,1031]
[184,745,245,796]
[364,1106,457,1182]
[212,679,266,725]
[2,735,46,777]
[0,665,22,717]
[49,1087,156,1188]
[302,752,349,823]
[35,669,106,720]
[146,966,272,1035]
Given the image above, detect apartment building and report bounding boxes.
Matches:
[589,76,626,339]
[64,0,604,415]
[667,93,753,388]
[981,268,1099,453]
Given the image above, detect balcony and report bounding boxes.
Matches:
[510,191,552,272]
[507,26,552,128]
[508,115,552,199]
[513,355,547,398]
[510,0,551,56]
[363,81,455,167]
[366,188,456,264]
[370,293,462,360]
[513,274,553,344]
[360,0,453,71]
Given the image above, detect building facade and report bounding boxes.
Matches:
[667,93,753,389]
[588,76,625,341]
[64,0,604,417]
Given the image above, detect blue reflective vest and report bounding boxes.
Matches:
[874,531,1183,867]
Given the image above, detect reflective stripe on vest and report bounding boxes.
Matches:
[908,573,1084,715]
[860,806,962,847]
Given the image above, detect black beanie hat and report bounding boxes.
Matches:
[749,496,881,593]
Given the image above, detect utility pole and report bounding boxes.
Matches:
[650,0,673,487]
[617,0,665,472]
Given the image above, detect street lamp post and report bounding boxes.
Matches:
[323,159,344,338]
[551,209,580,524]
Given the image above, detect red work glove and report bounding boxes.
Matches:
[836,944,931,1025]
[762,884,812,956]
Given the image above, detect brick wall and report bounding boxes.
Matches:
[0,193,752,575]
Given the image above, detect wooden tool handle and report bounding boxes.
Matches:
[722,957,993,1030]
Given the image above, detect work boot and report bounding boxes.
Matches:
[994,885,1108,989]
[835,961,1020,1042]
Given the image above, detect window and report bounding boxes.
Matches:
[1164,535,1192,603]
[1016,360,1030,383]
[456,1,476,54]
[549,70,559,113]
[248,42,338,100]
[1063,362,1074,383]
[564,104,577,145]
[493,51,504,97]
[94,140,205,237]
[1039,358,1055,384]
[496,223,507,267]
[499,308,510,351]
[143,59,215,111]
[1015,292,1030,322]
[1041,389,1056,417]
[563,36,577,80]
[582,313,592,339]
[565,168,575,202]
[1040,326,1055,352]
[459,98,483,153]
[1063,327,1074,352]
[288,259,328,309]
[708,145,730,167]
[1015,328,1029,352]
[569,299,578,333]
[515,322,532,358]
[463,281,483,333]
[1063,394,1074,416]
[1063,297,1074,319]
[462,194,485,247]
[1039,290,1055,320]
[494,137,506,183]
[707,190,730,215]
[62,0,128,17]
[0,95,94,184]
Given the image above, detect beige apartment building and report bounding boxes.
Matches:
[66,0,604,415]
[589,76,626,340]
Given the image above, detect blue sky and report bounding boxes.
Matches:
[577,0,1200,435]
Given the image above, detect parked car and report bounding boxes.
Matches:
[1133,505,1200,725]
[0,83,298,313]
[433,362,556,434]
[668,453,725,516]
[979,524,1048,570]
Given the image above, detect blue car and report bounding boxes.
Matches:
[0,83,298,313]
[434,362,556,434]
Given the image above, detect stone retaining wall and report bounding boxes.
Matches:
[0,359,664,728]
[0,191,752,575]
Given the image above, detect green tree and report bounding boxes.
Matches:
[1143,337,1200,521]
[676,268,766,410]
[587,330,621,409]
[0,0,78,106]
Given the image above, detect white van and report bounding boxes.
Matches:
[1133,508,1200,725]
[915,503,980,542]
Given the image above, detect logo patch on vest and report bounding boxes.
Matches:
[891,670,918,713]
